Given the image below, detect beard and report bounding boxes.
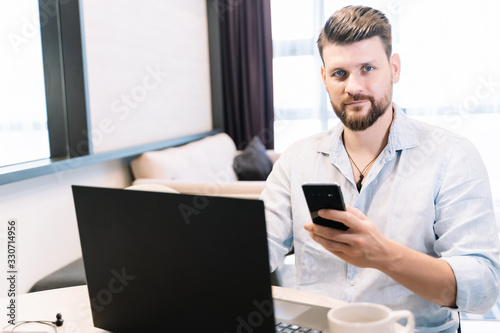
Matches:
[331,86,392,131]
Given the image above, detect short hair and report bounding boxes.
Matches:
[317,5,392,61]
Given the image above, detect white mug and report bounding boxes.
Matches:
[328,302,415,333]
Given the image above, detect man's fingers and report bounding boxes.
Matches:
[307,229,350,252]
[345,205,366,219]
[318,205,369,230]
[304,222,349,242]
[318,208,348,224]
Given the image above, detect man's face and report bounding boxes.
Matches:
[320,36,400,131]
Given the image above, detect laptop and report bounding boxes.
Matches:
[72,185,331,332]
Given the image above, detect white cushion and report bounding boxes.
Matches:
[132,178,266,195]
[125,184,179,193]
[130,133,238,182]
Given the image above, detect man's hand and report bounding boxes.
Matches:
[304,205,393,269]
[304,205,458,307]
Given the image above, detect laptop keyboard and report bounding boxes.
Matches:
[275,321,322,332]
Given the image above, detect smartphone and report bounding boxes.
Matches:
[302,182,348,230]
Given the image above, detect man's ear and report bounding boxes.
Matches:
[390,53,401,83]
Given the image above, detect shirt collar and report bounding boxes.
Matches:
[316,102,419,158]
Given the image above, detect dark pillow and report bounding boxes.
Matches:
[233,136,273,181]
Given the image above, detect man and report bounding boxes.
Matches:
[261,5,500,332]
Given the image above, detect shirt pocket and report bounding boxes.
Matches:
[297,241,346,292]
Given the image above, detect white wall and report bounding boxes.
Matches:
[81,0,213,154]
[0,160,132,294]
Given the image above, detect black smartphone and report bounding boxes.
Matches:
[302,182,348,230]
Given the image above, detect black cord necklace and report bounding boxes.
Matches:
[342,132,383,192]
[345,148,378,191]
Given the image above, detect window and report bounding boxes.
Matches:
[0,0,50,167]
[271,0,327,153]
[0,0,90,173]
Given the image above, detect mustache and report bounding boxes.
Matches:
[342,94,374,104]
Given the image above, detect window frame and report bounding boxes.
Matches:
[41,0,88,159]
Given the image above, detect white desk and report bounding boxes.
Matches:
[1,285,344,332]
[3,284,499,333]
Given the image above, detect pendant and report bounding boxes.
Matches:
[356,174,364,192]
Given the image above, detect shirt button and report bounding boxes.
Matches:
[349,280,355,286]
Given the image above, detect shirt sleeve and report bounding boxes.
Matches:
[434,137,500,313]
[260,150,295,272]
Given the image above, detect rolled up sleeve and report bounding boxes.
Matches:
[434,137,500,313]
[444,255,500,312]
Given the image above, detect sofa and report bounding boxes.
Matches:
[130,132,280,199]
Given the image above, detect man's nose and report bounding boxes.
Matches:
[345,74,364,95]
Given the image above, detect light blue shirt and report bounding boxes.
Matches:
[261,103,500,332]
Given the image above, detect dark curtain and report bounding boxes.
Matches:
[218,0,274,150]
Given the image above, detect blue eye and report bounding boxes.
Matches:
[363,66,373,72]
[333,70,345,77]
